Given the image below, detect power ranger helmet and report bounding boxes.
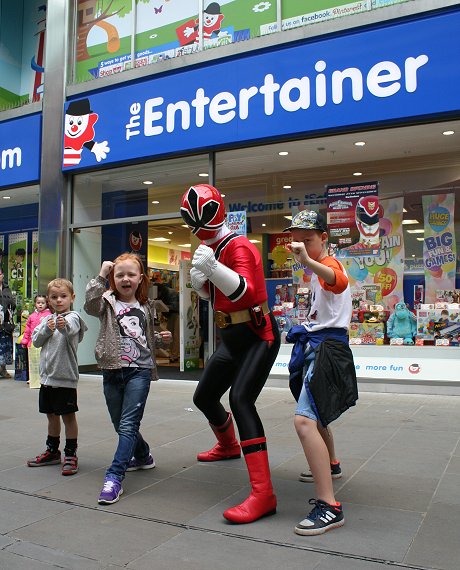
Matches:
[356,195,380,242]
[180,184,226,240]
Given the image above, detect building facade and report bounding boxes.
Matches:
[1,0,459,389]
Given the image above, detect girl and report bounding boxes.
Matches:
[84,253,171,505]
[21,295,52,387]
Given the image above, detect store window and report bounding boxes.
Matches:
[0,0,46,111]
[215,121,460,346]
[69,0,417,85]
[0,184,40,331]
[71,153,209,368]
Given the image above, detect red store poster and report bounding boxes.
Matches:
[326,181,380,258]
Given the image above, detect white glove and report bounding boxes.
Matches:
[92,141,110,162]
[192,245,217,277]
[190,267,208,290]
[192,245,246,300]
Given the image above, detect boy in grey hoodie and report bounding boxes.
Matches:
[27,278,87,476]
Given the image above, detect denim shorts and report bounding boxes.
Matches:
[294,348,319,422]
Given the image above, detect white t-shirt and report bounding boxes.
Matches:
[304,257,352,332]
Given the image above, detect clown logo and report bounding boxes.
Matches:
[129,231,142,252]
[63,98,110,167]
[408,363,421,374]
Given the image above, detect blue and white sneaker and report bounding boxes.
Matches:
[98,477,123,504]
[295,499,344,536]
[126,454,155,472]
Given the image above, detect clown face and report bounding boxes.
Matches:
[65,113,91,139]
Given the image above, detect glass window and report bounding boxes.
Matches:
[72,153,209,369]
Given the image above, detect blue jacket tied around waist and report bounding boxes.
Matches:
[286,325,358,427]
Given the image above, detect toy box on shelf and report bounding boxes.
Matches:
[349,322,385,345]
[416,304,460,344]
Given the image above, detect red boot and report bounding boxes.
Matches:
[223,437,277,524]
[197,412,241,462]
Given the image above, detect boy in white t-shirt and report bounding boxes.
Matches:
[286,209,353,536]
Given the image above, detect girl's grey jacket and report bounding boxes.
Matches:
[84,275,165,381]
[32,311,87,388]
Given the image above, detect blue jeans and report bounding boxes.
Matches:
[103,368,151,482]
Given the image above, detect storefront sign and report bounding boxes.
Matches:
[62,10,460,171]
[422,193,456,303]
[0,114,41,187]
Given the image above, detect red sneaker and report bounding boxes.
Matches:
[27,450,61,467]
[62,455,79,476]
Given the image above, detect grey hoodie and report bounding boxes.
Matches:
[32,311,88,388]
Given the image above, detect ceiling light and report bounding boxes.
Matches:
[2,196,11,199]
[151,200,160,204]
[284,215,292,220]
[354,141,366,146]
[168,231,173,235]
[406,229,425,234]
[353,172,362,176]
[181,224,189,228]
[149,237,170,242]
[416,237,424,241]
[221,194,226,197]
[283,185,291,189]
[442,130,455,136]
[198,172,208,177]
[411,254,415,257]
[249,239,261,243]
[278,151,289,156]
[261,223,266,227]
[143,180,153,185]
[402,219,419,225]
[178,243,191,247]
[403,208,407,213]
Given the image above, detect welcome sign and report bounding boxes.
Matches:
[62,10,460,171]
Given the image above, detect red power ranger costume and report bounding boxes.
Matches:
[181,184,281,524]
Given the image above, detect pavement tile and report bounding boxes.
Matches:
[9,508,181,567]
[405,502,460,570]
[126,529,326,570]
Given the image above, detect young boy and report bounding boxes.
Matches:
[27,279,87,476]
[285,210,353,536]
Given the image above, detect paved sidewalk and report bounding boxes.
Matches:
[0,375,459,570]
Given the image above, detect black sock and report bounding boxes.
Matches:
[46,435,60,454]
[64,439,78,457]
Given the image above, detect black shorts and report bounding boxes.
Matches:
[39,385,78,416]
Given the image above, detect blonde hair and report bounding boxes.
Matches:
[47,278,75,296]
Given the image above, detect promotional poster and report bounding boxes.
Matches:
[327,181,380,257]
[422,193,456,303]
[342,197,405,310]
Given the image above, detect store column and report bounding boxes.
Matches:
[37,0,71,291]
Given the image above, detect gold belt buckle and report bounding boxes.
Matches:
[215,311,231,329]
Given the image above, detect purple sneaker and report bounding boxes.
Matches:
[127,454,156,472]
[98,477,123,504]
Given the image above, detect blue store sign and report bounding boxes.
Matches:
[0,114,41,187]
[62,10,460,172]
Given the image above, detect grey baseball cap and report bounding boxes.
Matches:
[283,210,327,232]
